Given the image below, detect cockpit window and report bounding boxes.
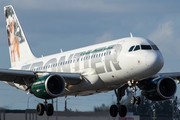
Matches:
[128,44,159,52]
[141,45,152,50]
[129,46,135,52]
[151,45,159,50]
[134,45,140,51]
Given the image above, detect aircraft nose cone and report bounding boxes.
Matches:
[146,52,164,73]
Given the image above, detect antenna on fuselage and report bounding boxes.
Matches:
[60,49,63,53]
[130,33,133,38]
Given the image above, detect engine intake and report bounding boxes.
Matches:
[31,74,65,99]
[46,75,65,97]
[141,77,176,101]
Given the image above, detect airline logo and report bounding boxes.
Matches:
[21,44,122,74]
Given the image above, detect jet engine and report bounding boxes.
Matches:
[31,74,65,99]
[141,77,176,101]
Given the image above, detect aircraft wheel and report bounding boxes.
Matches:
[109,105,118,117]
[135,96,141,105]
[46,104,54,116]
[36,103,44,116]
[130,96,135,105]
[119,105,127,117]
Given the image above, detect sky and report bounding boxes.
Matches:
[0,0,179,111]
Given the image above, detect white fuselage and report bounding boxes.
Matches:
[9,37,164,96]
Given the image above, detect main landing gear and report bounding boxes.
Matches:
[128,80,141,105]
[109,85,128,117]
[109,80,141,118]
[36,100,54,116]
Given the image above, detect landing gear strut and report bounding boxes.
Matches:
[36,100,54,116]
[128,80,141,105]
[109,85,128,117]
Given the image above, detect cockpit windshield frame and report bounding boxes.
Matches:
[128,44,159,52]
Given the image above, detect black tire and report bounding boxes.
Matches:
[36,103,44,116]
[130,96,135,105]
[119,105,127,117]
[135,96,141,105]
[109,105,118,117]
[46,104,54,116]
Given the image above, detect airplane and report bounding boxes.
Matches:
[2,5,179,117]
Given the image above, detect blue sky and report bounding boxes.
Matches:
[0,0,180,111]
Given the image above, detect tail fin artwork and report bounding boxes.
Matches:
[4,5,36,67]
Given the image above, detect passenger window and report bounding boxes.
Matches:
[129,46,135,52]
[91,55,93,59]
[151,45,159,50]
[134,45,140,51]
[141,45,152,50]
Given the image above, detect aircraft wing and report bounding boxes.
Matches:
[0,69,82,85]
[144,72,180,80]
[156,72,180,80]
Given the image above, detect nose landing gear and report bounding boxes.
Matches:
[128,80,141,105]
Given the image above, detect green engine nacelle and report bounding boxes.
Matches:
[141,77,176,101]
[31,74,65,99]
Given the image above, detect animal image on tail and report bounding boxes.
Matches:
[8,18,20,62]
[4,6,26,63]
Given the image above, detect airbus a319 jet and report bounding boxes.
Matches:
[2,5,179,117]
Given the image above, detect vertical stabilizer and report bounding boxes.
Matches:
[4,5,36,67]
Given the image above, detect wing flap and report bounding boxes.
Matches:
[0,69,82,85]
[0,69,36,85]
